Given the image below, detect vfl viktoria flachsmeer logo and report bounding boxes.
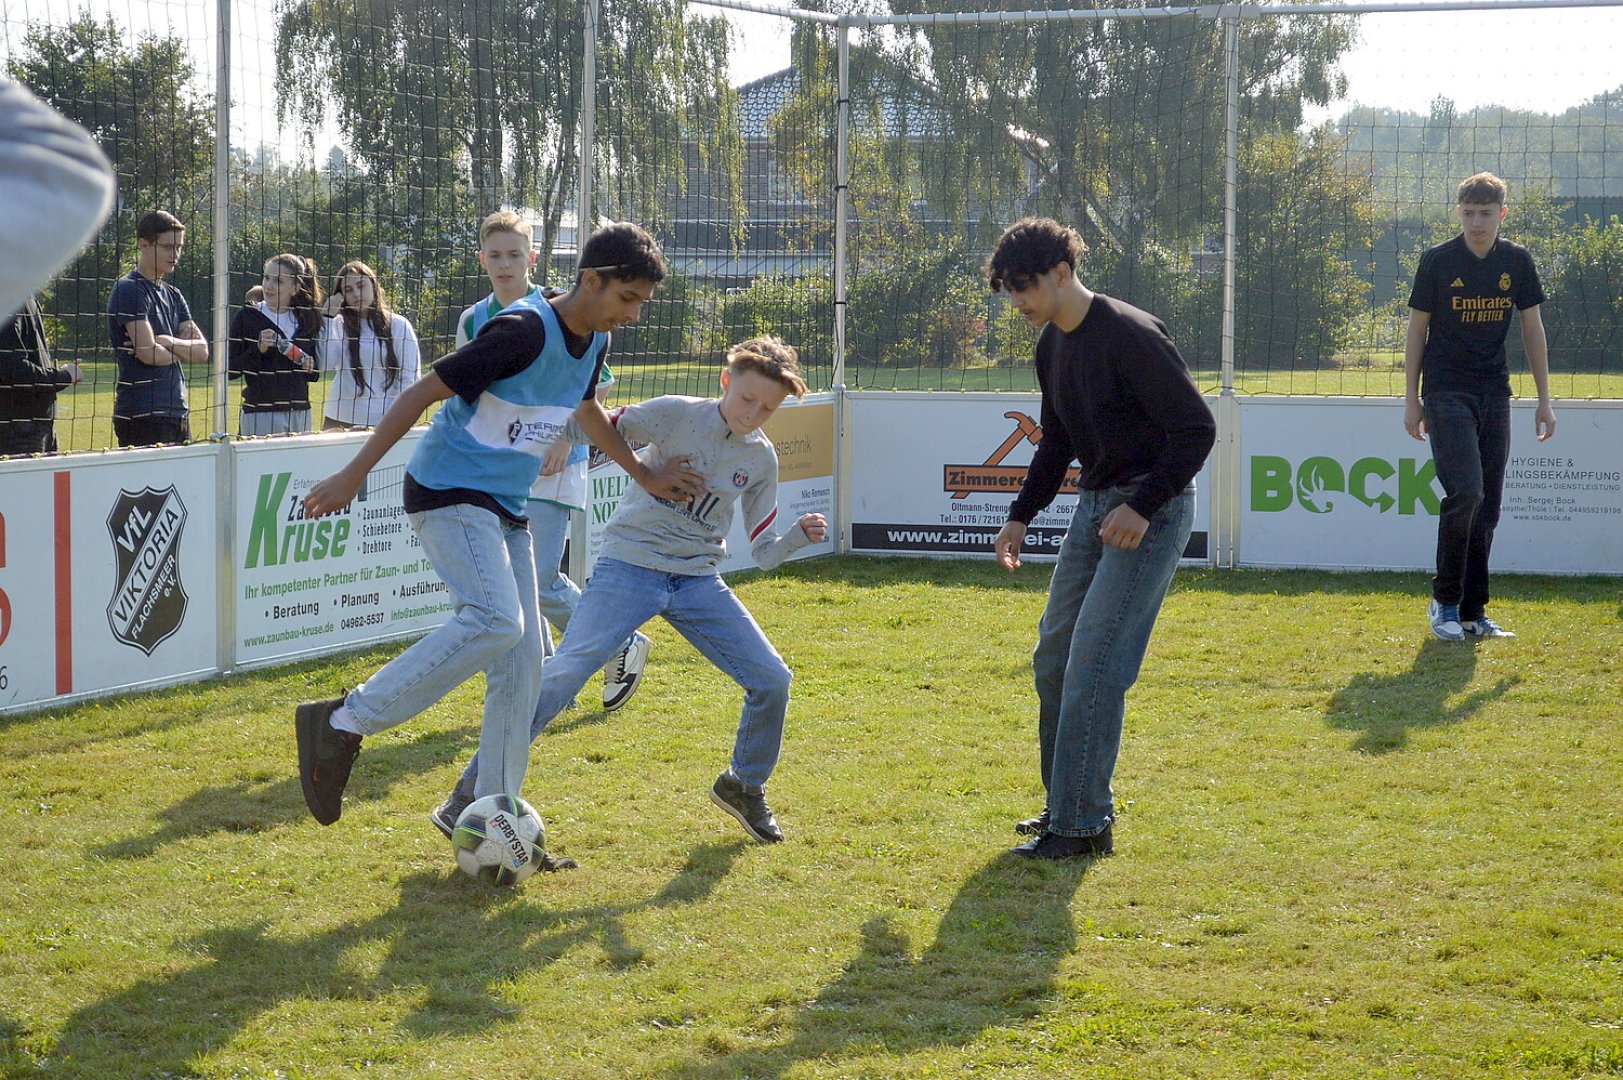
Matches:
[106,485,189,655]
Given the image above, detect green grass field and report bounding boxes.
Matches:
[2,557,1619,1079]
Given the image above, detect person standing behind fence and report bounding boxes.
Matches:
[0,296,82,455]
[320,260,420,431]
[987,217,1214,861]
[1404,172,1554,642]
[229,253,323,436]
[108,210,208,447]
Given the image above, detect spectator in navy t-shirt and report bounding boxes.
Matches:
[107,209,209,447]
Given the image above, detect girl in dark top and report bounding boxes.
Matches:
[229,253,323,436]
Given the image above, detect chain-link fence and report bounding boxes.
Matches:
[4,0,1623,456]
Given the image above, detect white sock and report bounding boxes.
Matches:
[328,704,364,736]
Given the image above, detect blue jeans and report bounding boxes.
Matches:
[1033,486,1195,838]
[529,500,631,661]
[344,503,543,800]
[1423,389,1510,621]
[455,557,792,799]
[529,501,580,659]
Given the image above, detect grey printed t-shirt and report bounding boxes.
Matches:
[565,395,811,576]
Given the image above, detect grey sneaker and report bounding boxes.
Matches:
[429,789,474,841]
[1462,614,1516,638]
[1428,599,1465,642]
[295,696,361,825]
[603,632,651,712]
[710,771,783,843]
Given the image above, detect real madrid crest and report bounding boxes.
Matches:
[1499,272,1511,290]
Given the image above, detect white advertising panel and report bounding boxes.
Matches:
[232,431,449,667]
[0,445,220,712]
[1238,397,1623,573]
[846,392,1213,561]
[583,396,837,576]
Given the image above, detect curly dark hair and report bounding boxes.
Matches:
[579,221,667,285]
[983,217,1088,292]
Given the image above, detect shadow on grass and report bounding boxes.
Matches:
[665,853,1090,1080]
[1326,638,1520,753]
[91,727,477,860]
[15,843,745,1077]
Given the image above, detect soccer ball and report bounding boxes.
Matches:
[451,794,545,885]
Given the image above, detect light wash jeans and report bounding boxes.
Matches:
[239,408,312,437]
[529,500,631,660]
[1034,485,1195,838]
[343,503,543,799]
[455,556,792,799]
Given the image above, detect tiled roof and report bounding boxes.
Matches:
[736,67,946,140]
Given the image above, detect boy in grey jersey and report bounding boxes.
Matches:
[440,336,828,850]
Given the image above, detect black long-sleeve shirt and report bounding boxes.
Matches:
[1009,293,1215,524]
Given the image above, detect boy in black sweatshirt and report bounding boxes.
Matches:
[987,217,1215,860]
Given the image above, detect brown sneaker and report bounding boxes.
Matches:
[295,697,361,825]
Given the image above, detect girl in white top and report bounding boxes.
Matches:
[321,260,420,429]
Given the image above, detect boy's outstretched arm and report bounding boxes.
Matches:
[743,469,822,572]
[572,397,705,501]
[304,372,451,517]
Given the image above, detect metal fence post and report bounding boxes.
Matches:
[1214,3,1242,569]
[569,0,599,587]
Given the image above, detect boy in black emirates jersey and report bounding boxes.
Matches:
[1404,172,1555,641]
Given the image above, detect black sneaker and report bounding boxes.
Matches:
[429,789,474,841]
[1010,827,1113,860]
[295,697,361,825]
[710,771,783,843]
[1015,808,1050,836]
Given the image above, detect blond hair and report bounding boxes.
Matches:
[479,210,533,246]
[726,335,808,399]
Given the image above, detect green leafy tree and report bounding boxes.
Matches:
[277,0,743,265]
[1237,127,1376,365]
[1550,216,1623,372]
[8,14,214,353]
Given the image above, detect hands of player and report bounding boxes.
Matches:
[1100,503,1150,550]
[257,328,276,354]
[994,520,1027,570]
[1535,401,1556,441]
[637,455,707,501]
[1403,399,1427,440]
[64,361,83,385]
[539,438,571,476]
[304,467,363,519]
[798,513,828,543]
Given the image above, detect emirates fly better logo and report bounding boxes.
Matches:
[106,486,189,654]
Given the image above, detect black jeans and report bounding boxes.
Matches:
[1423,389,1510,620]
[0,419,56,456]
[114,414,190,448]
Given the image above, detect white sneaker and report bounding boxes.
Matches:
[603,631,651,712]
[1428,599,1465,642]
[1462,614,1516,639]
